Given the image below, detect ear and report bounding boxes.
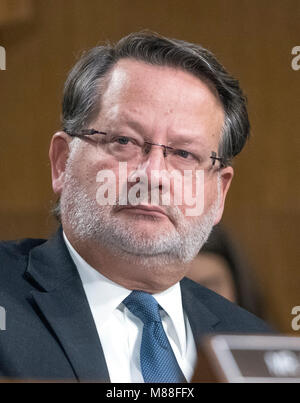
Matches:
[49,132,71,195]
[214,166,234,225]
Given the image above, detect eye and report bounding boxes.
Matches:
[174,149,194,159]
[108,135,138,146]
[115,136,131,145]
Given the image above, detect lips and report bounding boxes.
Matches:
[117,204,168,218]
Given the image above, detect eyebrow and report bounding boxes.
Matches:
[117,118,207,148]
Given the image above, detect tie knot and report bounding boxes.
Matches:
[123,291,161,324]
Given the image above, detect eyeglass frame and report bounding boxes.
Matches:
[63,128,227,169]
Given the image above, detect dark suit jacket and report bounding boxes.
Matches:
[0,228,270,382]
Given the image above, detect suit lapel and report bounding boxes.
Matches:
[25,227,110,382]
[180,277,220,344]
[25,228,221,380]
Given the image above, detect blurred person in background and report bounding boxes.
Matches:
[187,224,264,317]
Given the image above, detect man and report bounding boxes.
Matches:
[0,32,270,382]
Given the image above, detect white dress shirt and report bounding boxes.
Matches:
[63,232,197,382]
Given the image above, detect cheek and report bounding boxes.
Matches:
[204,174,220,203]
[175,171,218,214]
[72,148,118,193]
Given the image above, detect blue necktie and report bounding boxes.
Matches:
[123,290,186,383]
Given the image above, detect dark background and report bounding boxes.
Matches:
[0,0,299,333]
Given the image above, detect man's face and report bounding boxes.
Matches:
[52,59,233,265]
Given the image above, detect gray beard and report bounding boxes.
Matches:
[60,164,219,267]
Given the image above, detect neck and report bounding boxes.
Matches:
[64,228,190,294]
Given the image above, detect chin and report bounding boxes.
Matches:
[115,248,181,268]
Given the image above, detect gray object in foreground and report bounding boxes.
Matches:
[193,334,300,383]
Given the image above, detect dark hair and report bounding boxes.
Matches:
[62,31,250,164]
[201,225,264,317]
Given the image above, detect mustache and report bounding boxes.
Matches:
[112,199,183,225]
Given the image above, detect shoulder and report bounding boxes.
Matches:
[0,237,46,259]
[180,277,271,333]
[0,237,47,277]
[0,237,48,325]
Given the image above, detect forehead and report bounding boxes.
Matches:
[95,59,224,147]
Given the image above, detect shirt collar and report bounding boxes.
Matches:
[63,231,187,355]
[152,285,187,355]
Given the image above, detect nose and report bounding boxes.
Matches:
[134,144,169,198]
[142,144,168,173]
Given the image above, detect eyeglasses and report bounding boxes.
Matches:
[64,128,226,172]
